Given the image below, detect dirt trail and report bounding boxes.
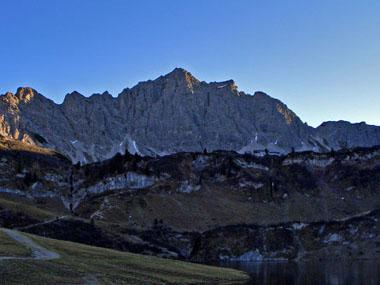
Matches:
[1,228,96,284]
[0,228,60,260]
[16,215,69,231]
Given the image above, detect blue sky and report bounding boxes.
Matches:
[1,0,379,127]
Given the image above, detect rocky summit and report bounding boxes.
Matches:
[1,68,380,164]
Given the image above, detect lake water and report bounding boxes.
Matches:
[222,260,380,285]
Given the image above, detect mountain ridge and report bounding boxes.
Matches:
[1,68,380,163]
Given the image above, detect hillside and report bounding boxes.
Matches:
[1,141,380,262]
[0,228,249,285]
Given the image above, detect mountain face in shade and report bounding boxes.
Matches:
[0,68,380,163]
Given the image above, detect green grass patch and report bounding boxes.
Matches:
[0,232,249,284]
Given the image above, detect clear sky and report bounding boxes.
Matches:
[1,0,379,127]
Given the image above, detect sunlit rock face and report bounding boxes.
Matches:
[1,68,380,163]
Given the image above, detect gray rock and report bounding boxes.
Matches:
[0,68,379,163]
[316,120,380,150]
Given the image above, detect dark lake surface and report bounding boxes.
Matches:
[222,260,380,285]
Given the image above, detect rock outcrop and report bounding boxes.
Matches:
[2,145,380,262]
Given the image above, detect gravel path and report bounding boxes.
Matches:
[0,228,60,260]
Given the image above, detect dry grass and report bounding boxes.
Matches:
[0,136,56,156]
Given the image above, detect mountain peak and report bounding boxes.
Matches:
[169,67,192,76]
[156,68,200,93]
[66,91,84,99]
[62,91,86,106]
[15,87,38,103]
[4,91,14,98]
[253,91,270,98]
[164,68,199,83]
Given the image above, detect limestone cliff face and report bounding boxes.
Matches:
[316,121,380,150]
[0,68,379,163]
[117,69,312,155]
